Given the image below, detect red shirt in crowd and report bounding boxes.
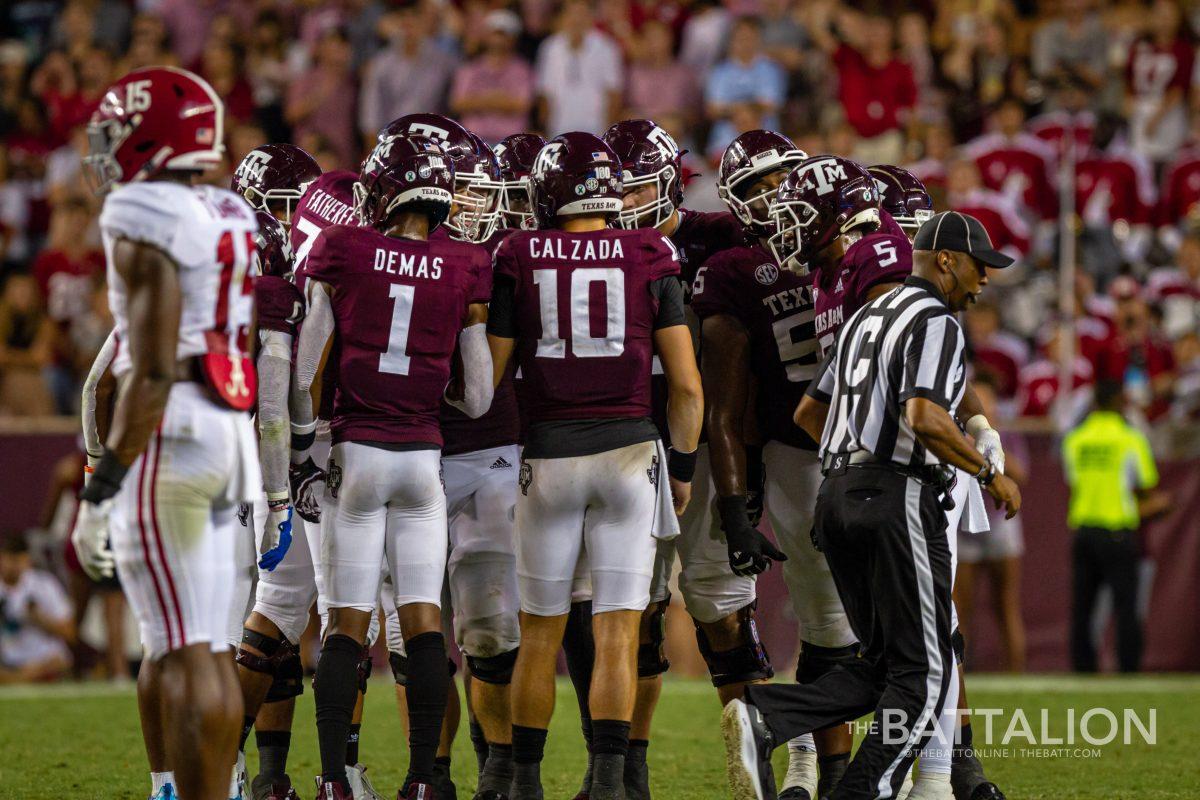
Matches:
[1156,144,1200,227]
[947,188,1031,260]
[905,157,946,192]
[32,248,103,324]
[1016,355,1095,417]
[963,132,1058,220]
[1027,109,1094,162]
[970,329,1030,399]
[1075,148,1156,227]
[833,43,917,139]
[1126,36,1193,102]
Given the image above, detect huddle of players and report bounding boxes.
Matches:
[227,109,1006,800]
[68,63,1005,800]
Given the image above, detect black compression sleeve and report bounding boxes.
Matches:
[486,275,518,338]
[650,276,686,329]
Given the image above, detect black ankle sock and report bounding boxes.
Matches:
[562,601,595,724]
[469,718,489,773]
[818,752,850,798]
[313,633,362,785]
[239,714,255,752]
[404,632,450,782]
[256,730,292,782]
[512,725,549,764]
[626,739,649,763]
[345,722,361,766]
[590,719,631,756]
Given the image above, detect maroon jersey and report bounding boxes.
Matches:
[438,227,522,456]
[690,245,818,450]
[305,225,492,446]
[812,227,913,358]
[254,275,304,337]
[671,208,747,289]
[493,227,680,425]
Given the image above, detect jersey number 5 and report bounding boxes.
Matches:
[532,267,626,358]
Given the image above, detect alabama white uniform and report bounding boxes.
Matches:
[101,181,261,660]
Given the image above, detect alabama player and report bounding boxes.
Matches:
[487,131,703,800]
[584,117,751,799]
[71,67,260,800]
[694,143,857,800]
[297,134,494,800]
[494,133,547,230]
[792,163,1006,800]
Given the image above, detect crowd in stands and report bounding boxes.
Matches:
[0,0,1197,436]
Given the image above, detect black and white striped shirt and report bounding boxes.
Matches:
[807,277,967,467]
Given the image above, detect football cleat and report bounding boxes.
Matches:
[433,762,457,800]
[231,752,247,800]
[149,784,178,800]
[315,778,355,800]
[251,773,301,800]
[347,764,383,800]
[399,782,438,800]
[904,773,952,800]
[721,699,778,800]
[968,783,1006,800]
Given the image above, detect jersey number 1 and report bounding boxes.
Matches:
[379,284,416,375]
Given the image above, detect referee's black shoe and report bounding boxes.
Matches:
[721,699,778,800]
[966,783,1006,800]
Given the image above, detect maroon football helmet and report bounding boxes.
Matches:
[253,210,295,279]
[354,134,455,233]
[85,66,224,193]
[869,164,933,236]
[716,130,808,238]
[231,144,321,228]
[529,132,623,229]
[602,119,685,230]
[769,156,881,274]
[379,114,500,242]
[494,133,546,230]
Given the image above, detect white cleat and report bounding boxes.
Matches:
[230,751,247,800]
[904,772,952,800]
[346,763,383,800]
[721,699,778,800]
[149,785,178,800]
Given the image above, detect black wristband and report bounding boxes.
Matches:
[291,429,316,452]
[975,462,995,487]
[744,444,765,491]
[667,447,698,482]
[717,495,750,532]
[79,449,130,505]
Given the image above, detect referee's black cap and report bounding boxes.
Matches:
[913,211,1015,269]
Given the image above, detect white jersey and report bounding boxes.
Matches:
[100,182,258,377]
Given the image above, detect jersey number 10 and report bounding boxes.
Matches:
[533,267,626,358]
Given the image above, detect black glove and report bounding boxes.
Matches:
[745,445,766,527]
[718,495,787,577]
[809,526,822,553]
[289,457,325,523]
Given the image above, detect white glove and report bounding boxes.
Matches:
[71,499,115,580]
[966,414,1005,474]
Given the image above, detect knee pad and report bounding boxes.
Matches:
[466,648,518,685]
[795,641,859,684]
[389,651,409,686]
[952,627,965,666]
[695,602,773,687]
[235,628,286,675]
[637,597,671,679]
[358,645,373,694]
[265,647,304,701]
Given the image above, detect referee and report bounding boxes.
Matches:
[721,211,1022,800]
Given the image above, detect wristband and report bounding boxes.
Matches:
[291,429,316,452]
[716,495,750,532]
[668,447,698,482]
[965,414,992,439]
[79,449,129,504]
[267,490,289,512]
[974,462,995,487]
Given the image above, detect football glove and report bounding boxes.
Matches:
[289,457,325,523]
[966,414,1005,474]
[258,496,293,572]
[72,499,115,581]
[718,495,786,577]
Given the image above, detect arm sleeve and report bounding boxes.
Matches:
[650,276,686,329]
[486,274,517,338]
[81,329,118,461]
[445,323,495,418]
[898,313,966,409]
[806,348,837,404]
[294,281,335,396]
[256,329,293,496]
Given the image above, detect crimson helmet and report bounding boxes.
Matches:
[717,130,808,237]
[231,144,321,228]
[868,164,933,235]
[85,66,224,193]
[253,211,294,279]
[602,119,685,230]
[494,133,546,230]
[354,134,455,232]
[768,156,881,274]
[529,132,623,229]
[380,114,501,241]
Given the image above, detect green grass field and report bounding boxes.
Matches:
[1,674,1196,799]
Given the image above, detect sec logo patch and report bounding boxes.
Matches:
[755,262,779,285]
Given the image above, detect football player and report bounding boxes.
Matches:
[72,67,260,800]
[376,115,522,800]
[227,144,320,800]
[693,142,861,800]
[780,163,1006,800]
[486,131,703,800]
[494,133,547,231]
[296,133,494,800]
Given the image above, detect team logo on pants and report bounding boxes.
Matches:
[519,462,532,496]
[647,453,660,487]
[237,503,251,528]
[327,458,343,499]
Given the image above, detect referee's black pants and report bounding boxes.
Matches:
[746,465,954,800]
